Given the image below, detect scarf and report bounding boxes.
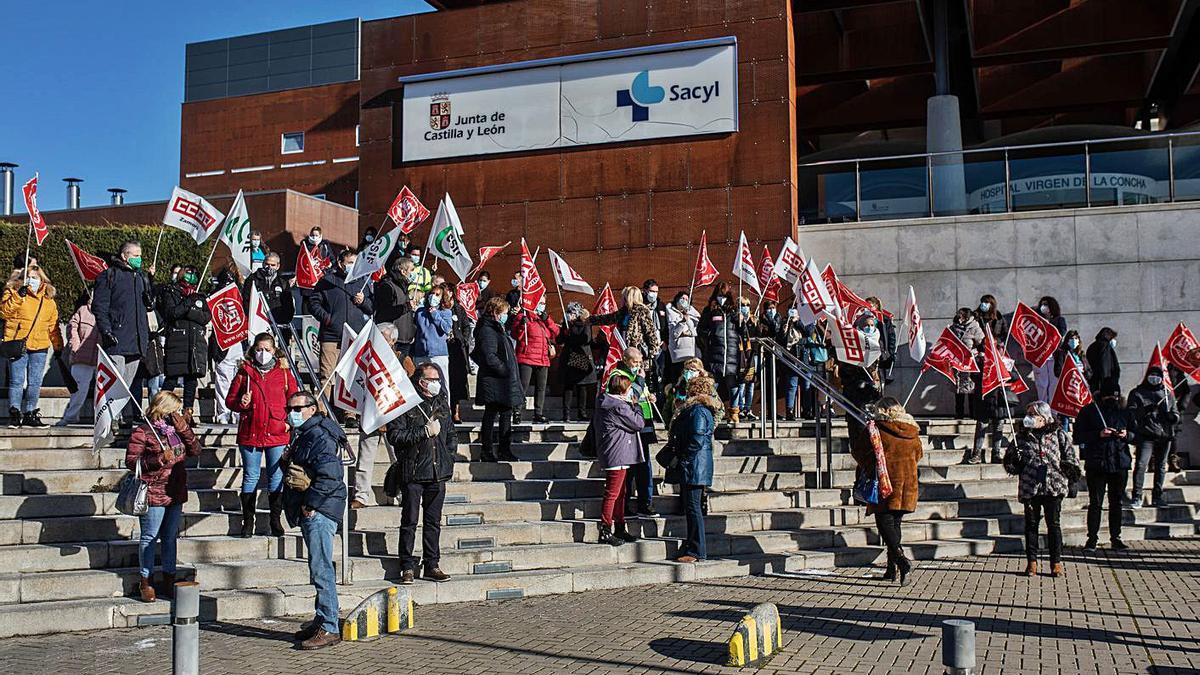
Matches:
[151,419,184,463]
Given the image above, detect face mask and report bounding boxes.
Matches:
[127,256,143,270]
[427,295,439,307]
[979,302,991,312]
[308,235,321,245]
[788,308,798,319]
[739,306,750,317]
[1148,375,1163,386]
[1022,415,1038,429]
[254,349,274,366]
[251,240,261,249]
[264,267,278,279]
[766,309,777,320]
[863,324,877,334]
[423,380,442,397]
[718,296,728,307]
[1068,338,1079,349]
[675,299,689,311]
[478,279,489,290]
[511,278,520,288]
[646,291,658,304]
[683,369,698,382]
[1110,339,1118,349]
[26,277,41,293]
[364,235,375,244]
[182,272,198,285]
[498,313,508,326]
[536,303,547,314]
[410,254,420,264]
[1039,304,1050,315]
[288,411,306,428]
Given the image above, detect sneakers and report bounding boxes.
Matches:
[1152,497,1169,508]
[423,567,451,582]
[743,411,759,422]
[299,628,341,650]
[1129,497,1143,509]
[400,569,415,585]
[22,410,46,428]
[1083,537,1098,551]
[532,414,548,424]
[7,407,21,429]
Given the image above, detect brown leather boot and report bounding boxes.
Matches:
[1050,563,1064,578]
[299,628,342,650]
[1024,560,1038,577]
[138,576,156,603]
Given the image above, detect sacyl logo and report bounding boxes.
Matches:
[616,71,665,122]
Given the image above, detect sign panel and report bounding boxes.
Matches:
[401,39,737,162]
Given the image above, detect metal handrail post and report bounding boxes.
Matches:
[814,401,822,486]
[1084,142,1092,207]
[854,161,862,221]
[1003,149,1012,213]
[826,401,835,489]
[1168,137,1176,202]
[926,153,935,217]
[759,351,767,439]
[770,353,778,438]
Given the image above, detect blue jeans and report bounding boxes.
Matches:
[138,504,183,578]
[680,484,707,560]
[239,445,285,493]
[301,510,340,634]
[7,349,48,412]
[734,381,756,412]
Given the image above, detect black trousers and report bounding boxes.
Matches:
[518,364,548,416]
[562,383,596,418]
[715,372,739,406]
[480,403,512,457]
[1087,470,1128,542]
[166,376,199,409]
[1023,495,1063,564]
[399,481,446,571]
[874,510,905,561]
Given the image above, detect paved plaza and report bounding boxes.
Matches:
[2,538,1197,674]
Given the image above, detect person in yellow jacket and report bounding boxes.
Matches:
[2,264,63,428]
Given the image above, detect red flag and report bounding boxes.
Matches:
[980,326,1009,396]
[1010,302,1063,368]
[456,282,480,321]
[387,186,430,234]
[821,264,892,321]
[64,239,108,283]
[468,241,511,279]
[23,175,49,246]
[757,246,781,302]
[1050,355,1094,417]
[295,242,324,290]
[1146,343,1174,391]
[923,326,978,383]
[206,283,249,350]
[519,238,545,313]
[601,326,625,382]
[1008,370,1030,395]
[693,231,719,287]
[594,283,618,316]
[1164,322,1200,380]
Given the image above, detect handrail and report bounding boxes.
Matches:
[798,129,1200,168]
[749,337,870,426]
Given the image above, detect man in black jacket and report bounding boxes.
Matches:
[386,363,456,584]
[1074,381,1135,550]
[308,249,374,383]
[1126,366,1180,508]
[92,241,155,422]
[374,258,413,325]
[242,252,295,342]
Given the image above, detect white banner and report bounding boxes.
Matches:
[290,315,321,372]
[548,249,594,295]
[94,347,133,449]
[220,190,253,276]
[401,39,738,162]
[425,194,473,281]
[334,321,422,434]
[248,283,273,338]
[347,226,404,284]
[163,186,225,244]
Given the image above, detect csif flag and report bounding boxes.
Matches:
[548,249,594,295]
[757,245,782,302]
[220,190,254,276]
[94,347,133,448]
[426,194,473,281]
[594,283,618,316]
[64,239,108,283]
[732,231,760,294]
[334,320,422,434]
[1164,322,1200,380]
[468,241,511,279]
[1050,355,1094,417]
[456,282,480,321]
[206,283,249,350]
[163,186,225,244]
[903,285,926,362]
[923,326,978,383]
[295,242,325,290]
[23,175,50,246]
[518,238,546,313]
[692,230,719,287]
[348,226,402,283]
[387,186,430,234]
[1010,301,1063,368]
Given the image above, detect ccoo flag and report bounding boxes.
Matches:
[23,175,50,246]
[220,190,254,276]
[425,194,473,281]
[732,231,760,294]
[163,186,225,244]
[757,245,782,302]
[902,285,926,362]
[548,249,594,295]
[334,321,422,434]
[94,347,133,448]
[773,236,805,285]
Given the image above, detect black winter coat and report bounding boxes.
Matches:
[557,319,598,388]
[1126,383,1180,441]
[307,267,374,343]
[243,269,294,327]
[1073,398,1135,474]
[158,285,211,378]
[472,316,522,408]
[374,273,410,324]
[447,304,471,403]
[282,414,347,526]
[91,259,154,357]
[385,388,456,483]
[1086,339,1121,394]
[699,305,740,377]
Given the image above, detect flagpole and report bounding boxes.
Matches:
[21,220,33,285]
[197,237,221,286]
[903,369,925,408]
[554,273,567,324]
[151,225,166,271]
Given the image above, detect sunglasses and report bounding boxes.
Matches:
[286,403,315,412]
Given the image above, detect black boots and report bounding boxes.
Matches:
[614,523,638,543]
[22,409,45,428]
[239,493,256,538]
[267,492,285,536]
[7,407,21,429]
[896,553,912,587]
[882,552,898,581]
[598,523,622,547]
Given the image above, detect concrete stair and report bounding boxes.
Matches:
[1,418,1197,638]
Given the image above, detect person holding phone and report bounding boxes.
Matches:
[1073,381,1136,551]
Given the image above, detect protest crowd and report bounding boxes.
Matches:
[4,180,1199,649]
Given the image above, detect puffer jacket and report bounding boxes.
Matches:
[472,316,523,408]
[67,303,98,366]
[699,305,740,377]
[1126,382,1180,441]
[1073,397,1135,474]
[225,361,299,447]
[125,419,201,507]
[158,284,211,378]
[672,392,720,486]
[850,414,923,514]
[282,414,348,527]
[593,393,646,469]
[666,304,700,363]
[307,266,374,343]
[512,311,561,367]
[385,368,456,484]
[0,274,62,352]
[1006,423,1082,501]
[412,306,453,359]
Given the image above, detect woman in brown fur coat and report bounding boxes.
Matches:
[851,396,923,585]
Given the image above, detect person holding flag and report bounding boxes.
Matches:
[2,260,63,428]
[604,346,659,518]
[472,297,522,462]
[865,297,898,385]
[699,282,741,410]
[1033,296,1069,402]
[969,294,1010,464]
[242,253,294,345]
[949,308,985,420]
[308,249,374,420]
[412,284,455,377]
[1126,365,1181,508]
[56,290,99,427]
[157,265,211,422]
[511,295,561,425]
[1085,327,1121,396]
[1053,330,1091,431]
[557,302,600,422]
[1073,380,1135,551]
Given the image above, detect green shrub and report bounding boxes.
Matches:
[0,221,218,319]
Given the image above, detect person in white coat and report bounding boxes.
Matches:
[665,291,701,387]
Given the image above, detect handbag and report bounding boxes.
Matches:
[578,422,597,458]
[566,348,592,372]
[115,459,150,516]
[0,295,46,360]
[852,471,881,506]
[285,462,313,491]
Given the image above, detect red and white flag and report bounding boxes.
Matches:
[903,285,926,362]
[732,231,760,294]
[206,283,249,350]
[594,283,618,316]
[821,265,891,323]
[980,325,1018,397]
[94,347,133,448]
[692,230,719,287]
[548,249,594,295]
[519,238,546,313]
[1146,343,1174,391]
[601,326,627,382]
[163,186,225,244]
[923,326,978,382]
[1010,301,1063,368]
[1164,322,1200,380]
[387,186,430,234]
[295,242,325,290]
[333,324,363,414]
[248,283,274,338]
[757,246,782,302]
[795,258,840,323]
[334,320,422,434]
[456,282,480,321]
[65,238,108,283]
[1050,356,1093,417]
[773,236,805,285]
[468,241,511,279]
[22,175,50,246]
[830,317,879,367]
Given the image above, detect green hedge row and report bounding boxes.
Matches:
[0,221,216,319]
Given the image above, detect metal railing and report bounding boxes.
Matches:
[797,129,1200,223]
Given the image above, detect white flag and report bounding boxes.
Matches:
[548,249,594,295]
[426,194,473,281]
[219,190,253,276]
[94,347,133,449]
[332,324,363,414]
[248,282,274,338]
[793,258,840,324]
[773,236,806,285]
[290,315,321,372]
[903,285,927,363]
[733,231,760,294]
[347,225,404,283]
[830,317,881,368]
[163,186,225,244]
[333,320,422,434]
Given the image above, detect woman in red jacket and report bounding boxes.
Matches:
[226,332,299,538]
[125,390,201,602]
[511,301,560,424]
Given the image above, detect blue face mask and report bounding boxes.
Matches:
[288,411,306,428]
[1110,339,1118,349]
[766,309,777,320]
[1068,338,1079,349]
[739,306,750,317]
[498,313,509,326]
[478,279,489,290]
[683,369,698,382]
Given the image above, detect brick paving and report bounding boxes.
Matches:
[3,539,1199,674]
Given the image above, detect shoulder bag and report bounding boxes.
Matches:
[0,294,46,360]
[115,458,150,516]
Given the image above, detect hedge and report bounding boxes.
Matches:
[0,221,217,319]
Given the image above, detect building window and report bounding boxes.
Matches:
[281,132,305,154]
[311,193,326,200]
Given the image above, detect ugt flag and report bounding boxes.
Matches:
[1147,343,1175,392]
[1164,322,1200,379]
[65,239,108,283]
[335,321,422,434]
[923,326,978,383]
[594,283,618,316]
[295,242,325,290]
[94,347,133,448]
[348,226,403,283]
[163,186,225,244]
[206,283,249,350]
[220,190,254,276]
[1050,356,1094,417]
[519,238,546,313]
[456,282,480,321]
[548,249,594,295]
[980,325,1021,397]
[1010,301,1063,368]
[426,194,473,281]
[22,175,50,246]
[757,245,781,302]
[387,186,430,234]
[732,231,760,294]
[903,285,926,362]
[693,230,719,287]
[468,241,511,279]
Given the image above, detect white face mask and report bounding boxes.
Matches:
[788,308,798,319]
[26,277,40,293]
[1110,339,1118,349]
[536,303,547,314]
[254,349,274,366]
[1039,304,1050,315]
[478,279,489,290]
[410,254,420,264]
[1022,415,1038,428]
[364,234,375,243]
[308,234,321,245]
[646,291,658,304]
[251,239,261,249]
[511,278,520,288]
[427,295,440,307]
[423,380,442,397]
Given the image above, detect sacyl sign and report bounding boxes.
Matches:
[400,38,738,162]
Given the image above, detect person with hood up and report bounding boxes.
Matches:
[385,362,456,585]
[157,265,211,422]
[668,373,721,563]
[1005,401,1081,578]
[1085,327,1121,396]
[593,372,647,546]
[1073,380,1135,551]
[2,261,63,427]
[1033,296,1069,403]
[1126,366,1180,508]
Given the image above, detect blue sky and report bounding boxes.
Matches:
[2,1,431,213]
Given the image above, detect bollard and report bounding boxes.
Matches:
[172,581,200,675]
[942,619,975,675]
